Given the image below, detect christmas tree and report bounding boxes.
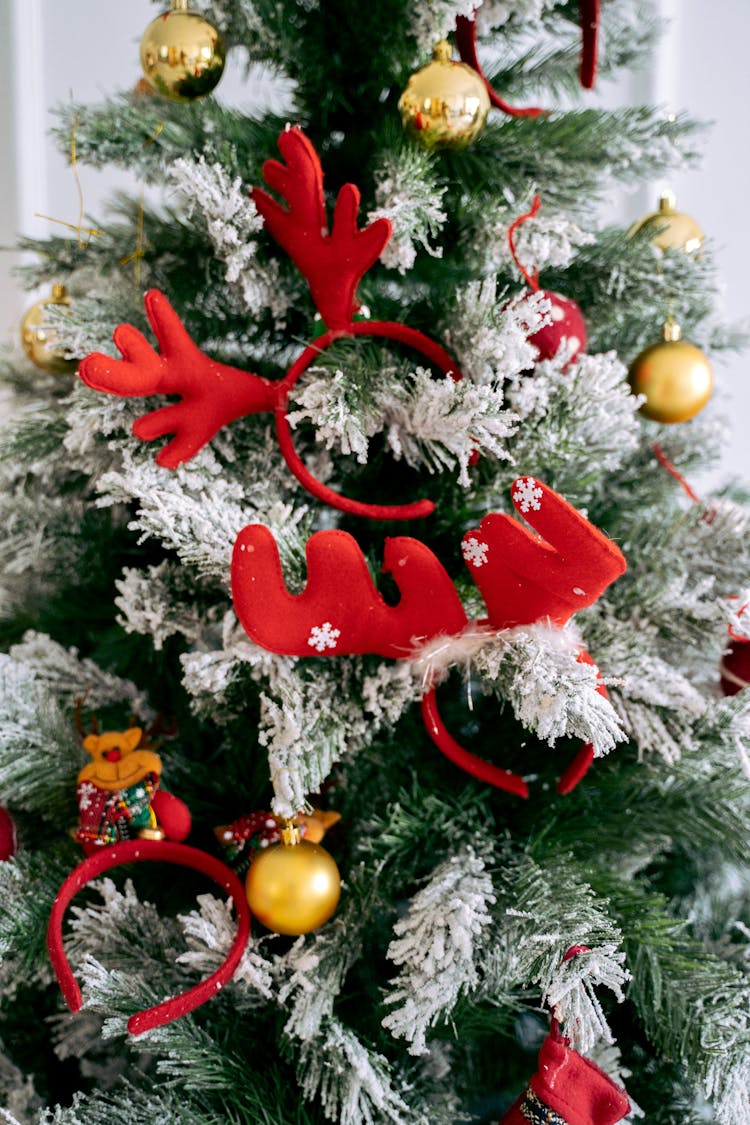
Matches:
[1,2,750,1122]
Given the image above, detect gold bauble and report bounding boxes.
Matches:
[20,284,77,375]
[398,40,490,150]
[628,319,712,424]
[245,824,341,936]
[140,0,226,102]
[628,191,704,254]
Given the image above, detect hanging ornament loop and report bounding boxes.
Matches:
[454,15,544,117]
[47,840,251,1036]
[507,194,542,291]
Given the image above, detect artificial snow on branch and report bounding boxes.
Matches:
[289,366,516,487]
[169,155,290,321]
[8,631,149,715]
[259,663,370,818]
[382,844,495,1055]
[368,147,447,273]
[471,623,626,756]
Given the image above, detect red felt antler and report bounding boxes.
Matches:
[423,478,625,796]
[231,525,467,658]
[462,477,626,627]
[79,290,279,468]
[252,128,391,331]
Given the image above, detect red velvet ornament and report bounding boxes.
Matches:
[78,128,463,522]
[508,196,587,368]
[231,478,625,797]
[528,291,588,365]
[499,1025,629,1125]
[720,637,750,696]
[47,839,251,1036]
[456,0,599,112]
[0,807,16,861]
[150,788,192,841]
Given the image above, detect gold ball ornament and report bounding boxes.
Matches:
[398,40,490,150]
[20,284,77,375]
[628,191,704,254]
[140,0,226,102]
[245,823,341,936]
[628,319,713,424]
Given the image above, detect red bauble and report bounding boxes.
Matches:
[720,638,750,696]
[528,290,587,366]
[0,807,16,860]
[151,789,193,842]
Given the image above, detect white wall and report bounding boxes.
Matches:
[0,0,748,479]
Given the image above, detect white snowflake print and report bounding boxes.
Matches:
[78,782,98,811]
[462,538,490,568]
[307,621,341,652]
[513,477,544,513]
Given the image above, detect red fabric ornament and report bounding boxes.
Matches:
[78,128,464,522]
[720,637,750,696]
[508,196,587,367]
[150,788,192,841]
[0,807,17,861]
[47,839,251,1036]
[500,1026,629,1125]
[456,1,599,111]
[232,479,625,797]
[231,525,468,659]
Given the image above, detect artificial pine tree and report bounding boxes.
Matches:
[1,2,750,1123]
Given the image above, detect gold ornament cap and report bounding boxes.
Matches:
[628,191,704,254]
[398,42,490,150]
[628,320,712,424]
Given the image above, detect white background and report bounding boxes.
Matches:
[0,0,748,482]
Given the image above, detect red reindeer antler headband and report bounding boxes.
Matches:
[455,0,600,114]
[48,840,251,1035]
[78,127,462,521]
[231,478,626,797]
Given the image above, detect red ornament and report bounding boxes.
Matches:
[720,637,750,696]
[79,128,463,522]
[231,478,626,797]
[0,807,17,861]
[528,291,588,365]
[500,1024,629,1125]
[508,196,587,368]
[47,840,251,1036]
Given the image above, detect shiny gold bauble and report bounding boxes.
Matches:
[245,825,341,935]
[628,319,712,424]
[628,191,704,254]
[20,284,77,375]
[140,0,226,102]
[398,40,490,150]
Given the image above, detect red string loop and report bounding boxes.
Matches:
[652,442,701,505]
[579,0,600,89]
[454,15,544,118]
[508,196,542,291]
